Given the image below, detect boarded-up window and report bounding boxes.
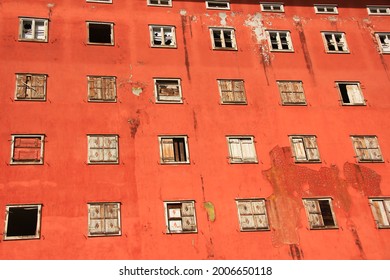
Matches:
[290,135,320,163]
[236,199,269,231]
[88,202,121,236]
[19,18,48,42]
[164,201,197,233]
[88,135,119,164]
[351,136,383,162]
[218,80,246,104]
[369,198,390,228]
[4,204,42,240]
[261,3,284,12]
[159,136,189,163]
[87,22,114,45]
[87,76,116,102]
[155,79,182,103]
[15,74,47,100]
[303,198,337,229]
[322,32,349,53]
[227,136,257,163]
[277,81,306,105]
[337,82,365,105]
[210,28,237,50]
[11,135,44,164]
[206,1,230,10]
[267,30,293,51]
[150,25,176,47]
[375,33,390,54]
[148,0,172,6]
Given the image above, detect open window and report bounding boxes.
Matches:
[266,30,293,52]
[375,32,390,54]
[15,73,47,101]
[164,201,197,233]
[159,136,189,164]
[149,25,176,47]
[206,1,230,10]
[336,82,365,105]
[18,17,48,42]
[289,135,321,163]
[154,78,182,103]
[87,22,114,45]
[87,76,116,102]
[351,135,383,162]
[236,199,270,231]
[369,198,390,228]
[303,198,337,229]
[218,79,246,104]
[4,204,42,240]
[210,27,237,50]
[88,202,121,236]
[322,32,349,53]
[227,136,257,163]
[11,135,45,165]
[277,80,306,105]
[87,135,119,164]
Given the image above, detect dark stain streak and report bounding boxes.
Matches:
[294,21,315,79]
[128,118,140,138]
[193,109,197,130]
[260,52,270,86]
[180,15,191,80]
[379,55,390,81]
[347,221,367,259]
[289,244,304,260]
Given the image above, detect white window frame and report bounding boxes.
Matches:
[164,201,197,233]
[367,5,390,15]
[226,136,258,163]
[149,25,176,48]
[87,76,117,102]
[236,199,270,231]
[4,204,42,240]
[266,30,293,52]
[10,134,45,165]
[277,80,306,105]
[375,32,390,54]
[303,198,338,230]
[15,73,47,101]
[321,31,349,53]
[18,17,48,42]
[369,198,390,229]
[158,136,190,164]
[86,0,113,3]
[210,27,237,50]
[289,135,321,163]
[87,135,119,164]
[154,78,183,103]
[86,21,114,46]
[88,202,121,237]
[260,2,284,12]
[314,4,338,14]
[351,135,384,162]
[147,0,172,7]
[218,79,247,104]
[206,0,230,10]
[336,81,365,106]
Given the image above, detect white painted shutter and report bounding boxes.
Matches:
[304,200,324,228]
[352,137,370,161]
[229,138,242,162]
[292,138,307,161]
[365,137,382,161]
[161,138,174,162]
[304,137,320,161]
[241,138,256,162]
[346,84,364,105]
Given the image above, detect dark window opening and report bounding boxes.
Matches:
[173,138,187,162]
[213,31,222,47]
[6,206,39,237]
[319,200,335,227]
[223,30,233,48]
[89,23,112,44]
[338,84,350,103]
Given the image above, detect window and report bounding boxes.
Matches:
[88,202,121,236]
[149,25,176,48]
[87,135,119,164]
[154,78,182,103]
[11,135,44,165]
[4,204,42,240]
[289,135,320,163]
[164,201,197,233]
[369,198,390,228]
[87,76,116,102]
[303,198,337,229]
[19,17,48,42]
[218,79,246,104]
[236,199,269,231]
[277,80,306,105]
[266,30,293,52]
[15,73,47,100]
[148,0,172,6]
[375,32,390,54]
[336,82,365,105]
[367,6,390,15]
[260,2,284,12]
[159,136,189,164]
[210,27,237,50]
[314,4,338,14]
[227,136,257,163]
[206,0,230,10]
[87,0,112,3]
[351,136,383,162]
[321,32,349,53]
[87,22,114,45]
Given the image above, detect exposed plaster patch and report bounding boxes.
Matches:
[244,13,266,43]
[132,87,143,96]
[180,9,187,16]
[219,12,227,26]
[204,202,216,222]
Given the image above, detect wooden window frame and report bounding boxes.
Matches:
[321,32,349,53]
[154,78,183,103]
[266,30,294,52]
[260,2,284,12]
[367,6,390,15]
[88,202,121,237]
[158,136,190,164]
[15,73,47,101]
[87,135,119,164]
[314,4,338,14]
[336,81,365,106]
[351,135,384,163]
[375,32,390,54]
[226,136,258,164]
[289,135,321,163]
[210,27,237,50]
[147,0,172,7]
[86,21,114,46]
[86,0,113,3]
[369,198,390,229]
[10,135,45,165]
[277,80,306,105]
[18,17,48,42]
[149,25,176,48]
[218,79,247,104]
[4,204,42,240]
[303,198,338,230]
[87,76,117,102]
[236,199,270,231]
[206,0,230,10]
[164,201,197,233]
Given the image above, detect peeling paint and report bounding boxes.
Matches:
[204,202,216,222]
[293,17,315,77]
[219,12,227,26]
[128,118,140,138]
[181,14,191,80]
[179,9,187,16]
[132,87,142,96]
[244,13,266,43]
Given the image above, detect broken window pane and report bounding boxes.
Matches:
[322,32,349,53]
[155,79,182,103]
[210,28,237,50]
[267,30,293,51]
[19,18,48,42]
[150,25,176,47]
[87,22,114,45]
[5,205,42,240]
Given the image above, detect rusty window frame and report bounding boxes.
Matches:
[209,27,237,50]
[164,200,197,234]
[218,79,247,104]
[87,202,121,237]
[149,25,176,48]
[158,136,190,164]
[335,81,365,106]
[367,6,390,15]
[314,4,338,14]
[87,135,119,164]
[15,73,47,101]
[206,0,230,10]
[86,21,114,46]
[266,30,293,52]
[303,198,338,230]
[260,2,284,12]
[18,17,48,42]
[4,204,42,240]
[369,198,390,229]
[350,135,384,163]
[321,32,349,53]
[375,32,390,54]
[148,0,172,7]
[10,135,45,165]
[277,80,306,105]
[226,136,258,164]
[236,199,270,232]
[154,78,182,103]
[87,76,117,102]
[289,135,321,163]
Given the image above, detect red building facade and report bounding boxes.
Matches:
[1,0,390,259]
